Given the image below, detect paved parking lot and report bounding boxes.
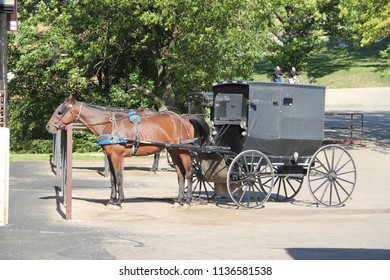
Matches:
[0,87,389,260]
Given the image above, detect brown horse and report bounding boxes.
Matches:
[46,96,209,208]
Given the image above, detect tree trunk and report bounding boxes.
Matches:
[157,63,175,111]
[155,23,178,112]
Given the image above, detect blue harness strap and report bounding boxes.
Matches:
[128,112,141,155]
[96,134,128,146]
[128,112,141,123]
[96,113,142,149]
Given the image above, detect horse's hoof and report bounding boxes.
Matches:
[112,204,122,210]
[173,202,182,209]
[182,203,191,209]
[106,203,122,210]
[106,203,114,210]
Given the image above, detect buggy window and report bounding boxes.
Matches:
[214,93,246,121]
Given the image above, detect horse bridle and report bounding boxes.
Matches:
[53,101,82,129]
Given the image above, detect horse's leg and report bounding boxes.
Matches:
[168,150,186,205]
[105,150,125,209]
[111,153,125,208]
[106,156,118,206]
[179,150,193,204]
[151,153,160,173]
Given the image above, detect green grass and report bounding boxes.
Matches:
[10,153,51,162]
[250,42,390,88]
[10,152,105,162]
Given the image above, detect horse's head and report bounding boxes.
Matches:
[46,96,79,134]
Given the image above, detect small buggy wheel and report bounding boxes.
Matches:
[270,171,303,202]
[187,153,214,201]
[227,150,274,208]
[307,145,356,207]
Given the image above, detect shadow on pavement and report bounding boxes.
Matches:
[325,111,390,149]
[287,248,390,260]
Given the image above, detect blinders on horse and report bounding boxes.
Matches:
[53,101,80,129]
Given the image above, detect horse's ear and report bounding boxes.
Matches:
[68,95,76,104]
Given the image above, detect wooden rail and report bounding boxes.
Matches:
[324,112,364,146]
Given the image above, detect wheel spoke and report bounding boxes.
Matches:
[322,149,332,172]
[237,185,248,205]
[319,181,331,202]
[312,178,329,195]
[286,178,298,195]
[332,181,342,204]
[335,158,353,174]
[333,149,345,170]
[314,157,331,173]
[275,177,282,200]
[309,173,328,182]
[257,172,273,180]
[281,177,287,198]
[262,176,273,186]
[257,162,269,174]
[334,179,353,196]
[335,176,355,186]
[337,169,356,176]
[250,153,255,174]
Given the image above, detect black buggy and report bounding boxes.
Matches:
[188,81,357,208]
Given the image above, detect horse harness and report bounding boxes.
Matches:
[96,110,194,155]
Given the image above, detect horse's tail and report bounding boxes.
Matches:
[188,115,210,147]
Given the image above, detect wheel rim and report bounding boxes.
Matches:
[307,145,357,207]
[227,150,274,208]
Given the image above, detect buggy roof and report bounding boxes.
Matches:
[212,80,326,91]
[187,92,213,101]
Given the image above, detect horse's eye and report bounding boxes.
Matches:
[58,105,66,115]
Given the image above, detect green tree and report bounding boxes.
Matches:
[266,0,327,71]
[129,0,273,110]
[8,1,84,144]
[338,0,390,77]
[338,0,389,47]
[7,0,274,152]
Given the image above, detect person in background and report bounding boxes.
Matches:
[288,67,299,84]
[273,66,283,83]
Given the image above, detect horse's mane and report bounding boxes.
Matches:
[86,103,136,112]
[84,102,155,114]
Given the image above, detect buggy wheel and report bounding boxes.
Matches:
[227,150,274,208]
[269,172,303,202]
[190,154,214,201]
[307,145,356,207]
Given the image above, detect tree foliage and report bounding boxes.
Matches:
[266,0,325,70]
[338,0,389,77]
[338,0,389,47]
[7,0,273,150]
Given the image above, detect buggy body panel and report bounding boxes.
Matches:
[212,81,325,157]
[245,82,326,156]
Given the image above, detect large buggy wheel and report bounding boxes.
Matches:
[307,145,356,207]
[227,150,274,208]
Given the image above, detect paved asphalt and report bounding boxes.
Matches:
[0,87,389,261]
